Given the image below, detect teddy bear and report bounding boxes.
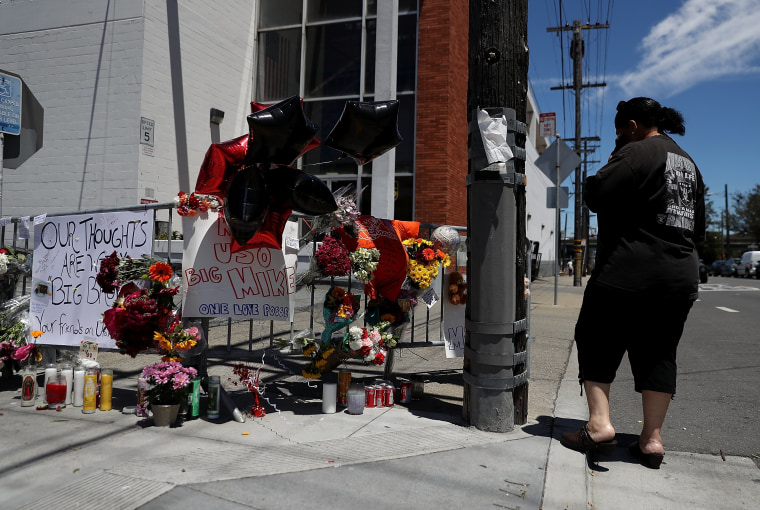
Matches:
[447,271,467,305]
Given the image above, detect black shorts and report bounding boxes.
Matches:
[574,284,694,394]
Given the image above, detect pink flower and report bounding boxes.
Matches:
[11,343,35,362]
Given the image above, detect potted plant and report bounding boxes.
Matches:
[140,361,197,426]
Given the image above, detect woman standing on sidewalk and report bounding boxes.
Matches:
[560,97,705,468]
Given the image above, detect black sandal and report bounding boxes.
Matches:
[629,442,664,469]
[560,424,617,456]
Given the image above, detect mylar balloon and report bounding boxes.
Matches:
[223,165,269,246]
[195,134,248,198]
[324,100,403,164]
[245,96,320,166]
[266,166,338,216]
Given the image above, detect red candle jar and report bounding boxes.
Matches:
[46,373,68,409]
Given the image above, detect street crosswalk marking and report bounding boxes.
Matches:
[716,306,740,313]
[699,284,759,292]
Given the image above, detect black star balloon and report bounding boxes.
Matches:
[324,100,403,164]
[265,165,338,216]
[244,96,320,166]
[223,165,269,246]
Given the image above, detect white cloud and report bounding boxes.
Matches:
[616,0,760,97]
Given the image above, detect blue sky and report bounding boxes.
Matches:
[527,0,760,234]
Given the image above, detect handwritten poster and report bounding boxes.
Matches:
[442,271,466,358]
[181,214,296,321]
[30,210,155,349]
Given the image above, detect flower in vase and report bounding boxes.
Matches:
[141,361,197,406]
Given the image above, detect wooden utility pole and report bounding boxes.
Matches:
[548,20,608,286]
[464,0,529,432]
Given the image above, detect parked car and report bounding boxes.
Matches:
[708,260,725,276]
[736,251,760,278]
[721,258,741,277]
[699,261,708,283]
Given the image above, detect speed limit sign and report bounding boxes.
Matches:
[140,117,155,147]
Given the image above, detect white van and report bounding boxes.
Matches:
[736,251,760,278]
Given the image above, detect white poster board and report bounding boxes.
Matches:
[442,296,466,358]
[181,214,296,321]
[29,210,155,349]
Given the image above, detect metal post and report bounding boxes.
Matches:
[554,134,561,306]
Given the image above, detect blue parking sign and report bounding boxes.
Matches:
[0,72,23,135]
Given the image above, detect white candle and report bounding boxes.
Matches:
[322,382,337,414]
[44,364,57,404]
[61,363,74,405]
[73,367,85,407]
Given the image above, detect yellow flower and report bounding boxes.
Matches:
[304,345,317,357]
[322,348,335,359]
[315,359,326,368]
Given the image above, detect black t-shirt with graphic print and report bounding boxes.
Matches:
[584,134,705,300]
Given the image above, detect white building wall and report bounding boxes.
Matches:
[0,0,256,229]
[139,1,256,221]
[0,0,145,218]
[524,91,558,277]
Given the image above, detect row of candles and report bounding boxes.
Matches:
[20,362,112,412]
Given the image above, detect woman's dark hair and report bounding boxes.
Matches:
[614,97,686,135]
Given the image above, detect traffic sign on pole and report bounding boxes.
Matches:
[0,72,23,135]
[539,112,555,139]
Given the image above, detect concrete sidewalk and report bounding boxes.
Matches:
[1,276,758,509]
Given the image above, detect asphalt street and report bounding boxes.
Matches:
[610,276,760,460]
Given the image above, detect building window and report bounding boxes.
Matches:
[256,0,417,220]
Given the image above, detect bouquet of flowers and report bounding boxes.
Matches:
[154,318,201,362]
[301,340,348,380]
[175,191,221,217]
[349,247,380,283]
[0,296,42,377]
[141,361,197,406]
[365,296,408,328]
[0,247,30,279]
[321,286,360,342]
[96,252,180,357]
[342,322,398,366]
[402,238,451,289]
[314,235,351,277]
[328,193,361,229]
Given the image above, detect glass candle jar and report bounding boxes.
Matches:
[46,372,68,409]
[347,381,365,415]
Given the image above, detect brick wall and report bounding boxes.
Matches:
[415,0,469,227]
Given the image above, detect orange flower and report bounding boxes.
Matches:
[422,248,436,262]
[31,330,45,339]
[149,262,173,283]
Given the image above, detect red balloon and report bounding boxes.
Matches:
[324,100,403,164]
[195,134,248,198]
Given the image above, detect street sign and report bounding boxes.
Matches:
[534,138,581,184]
[539,112,555,138]
[0,72,22,135]
[1,69,44,169]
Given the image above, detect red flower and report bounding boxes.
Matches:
[372,352,385,365]
[359,346,372,357]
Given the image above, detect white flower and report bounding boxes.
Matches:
[0,253,8,275]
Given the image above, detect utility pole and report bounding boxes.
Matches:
[548,20,608,286]
[464,0,529,432]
